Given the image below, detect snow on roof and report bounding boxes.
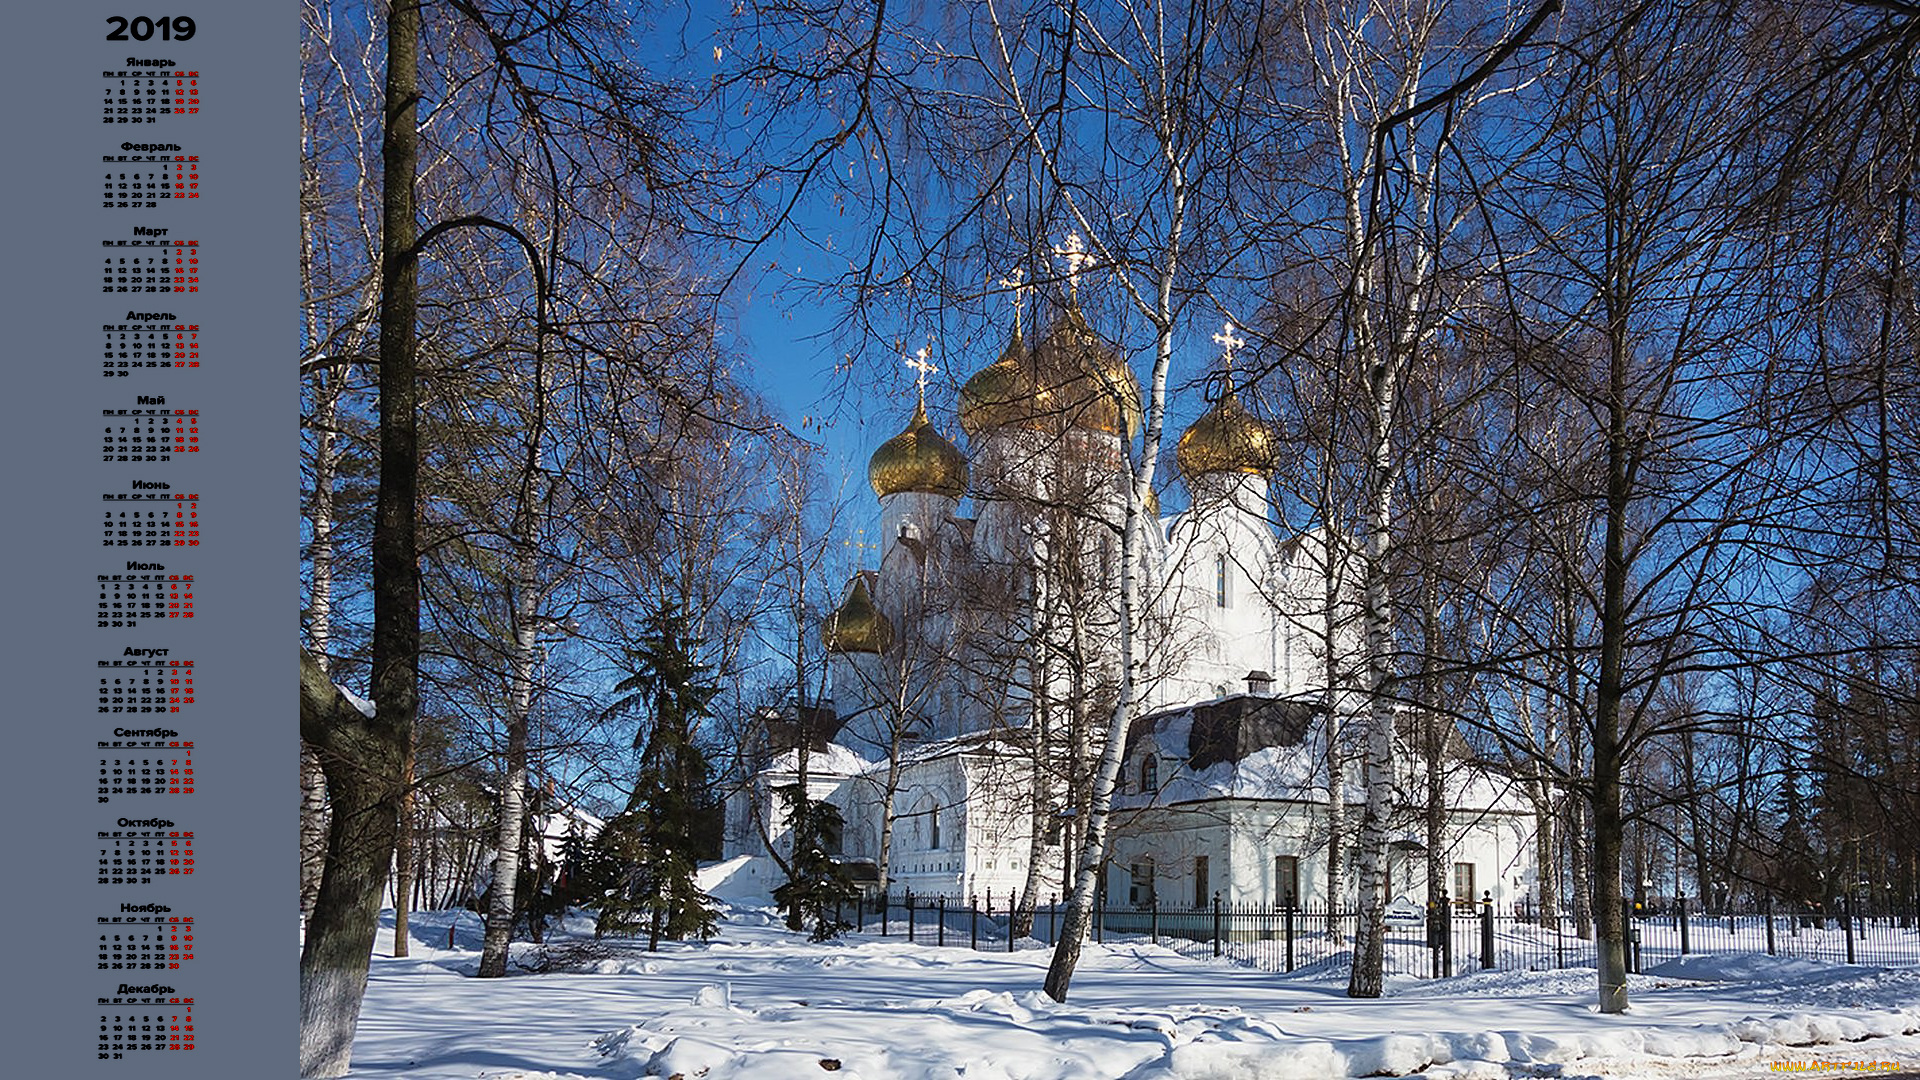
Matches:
[1117,695,1528,813]
[764,742,874,777]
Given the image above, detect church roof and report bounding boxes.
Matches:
[959,306,1142,438]
[822,573,894,654]
[1119,695,1529,813]
[1175,374,1277,480]
[869,401,968,498]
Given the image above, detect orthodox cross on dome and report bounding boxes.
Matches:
[843,528,878,569]
[995,267,1031,337]
[903,344,938,407]
[1052,232,1095,301]
[1211,321,1246,373]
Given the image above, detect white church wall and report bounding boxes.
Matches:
[884,753,967,896]
[958,750,1057,901]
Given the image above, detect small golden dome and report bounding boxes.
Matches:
[958,330,1034,436]
[1176,377,1277,479]
[869,402,968,498]
[1029,304,1142,437]
[959,309,1142,438]
[822,575,894,654]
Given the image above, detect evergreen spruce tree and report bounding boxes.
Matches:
[771,783,856,941]
[596,605,719,949]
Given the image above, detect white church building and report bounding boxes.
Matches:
[723,291,1535,913]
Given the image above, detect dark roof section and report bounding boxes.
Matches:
[1186,696,1320,770]
[746,703,845,771]
[1393,710,1474,762]
[1127,694,1324,768]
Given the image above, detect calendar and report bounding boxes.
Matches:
[102,407,201,461]
[98,658,195,714]
[102,492,201,547]
[96,572,195,627]
[96,739,194,800]
[103,65,201,122]
[13,8,290,1074]
[102,238,200,294]
[97,914,195,970]
[96,993,194,1057]
[98,827,196,884]
[103,321,201,375]
[103,154,201,208]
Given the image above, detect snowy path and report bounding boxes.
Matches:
[344,909,1920,1079]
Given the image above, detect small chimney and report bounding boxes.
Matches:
[1245,670,1274,696]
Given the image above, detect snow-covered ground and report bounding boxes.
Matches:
[344,904,1920,1079]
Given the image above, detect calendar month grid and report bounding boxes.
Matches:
[104,322,200,375]
[98,658,195,713]
[103,492,201,547]
[98,828,195,885]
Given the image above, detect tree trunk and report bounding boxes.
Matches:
[1534,786,1558,927]
[1592,320,1633,1014]
[299,743,329,926]
[299,653,407,1078]
[297,0,418,1068]
[392,743,413,958]
[1347,371,1401,999]
[1319,514,1348,936]
[479,577,539,978]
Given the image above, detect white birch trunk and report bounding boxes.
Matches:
[478,555,540,978]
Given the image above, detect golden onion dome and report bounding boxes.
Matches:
[822,575,894,655]
[1029,304,1142,437]
[869,401,968,498]
[1176,377,1278,480]
[958,329,1034,436]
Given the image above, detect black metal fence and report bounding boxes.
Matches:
[836,890,1920,979]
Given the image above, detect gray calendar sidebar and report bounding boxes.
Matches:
[2,4,297,1077]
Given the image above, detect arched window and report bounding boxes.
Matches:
[918,796,941,850]
[1141,755,1159,795]
[1215,553,1230,608]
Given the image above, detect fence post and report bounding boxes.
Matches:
[1843,893,1856,964]
[1765,895,1776,956]
[1623,899,1636,974]
[1678,892,1690,955]
[971,894,979,951]
[1008,891,1016,952]
[1150,895,1159,944]
[1480,891,1495,970]
[1555,906,1565,970]
[938,896,947,947]
[1212,893,1223,958]
[1048,893,1056,944]
[880,892,889,938]
[1284,898,1295,973]
[1439,890,1453,976]
[907,891,916,944]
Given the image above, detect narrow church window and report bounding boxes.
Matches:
[1453,861,1476,905]
[1129,861,1155,907]
[1193,855,1210,908]
[1141,755,1158,794]
[929,804,942,849]
[1215,553,1229,607]
[1274,855,1299,907]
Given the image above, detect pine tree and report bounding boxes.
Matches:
[771,785,856,941]
[596,605,719,949]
